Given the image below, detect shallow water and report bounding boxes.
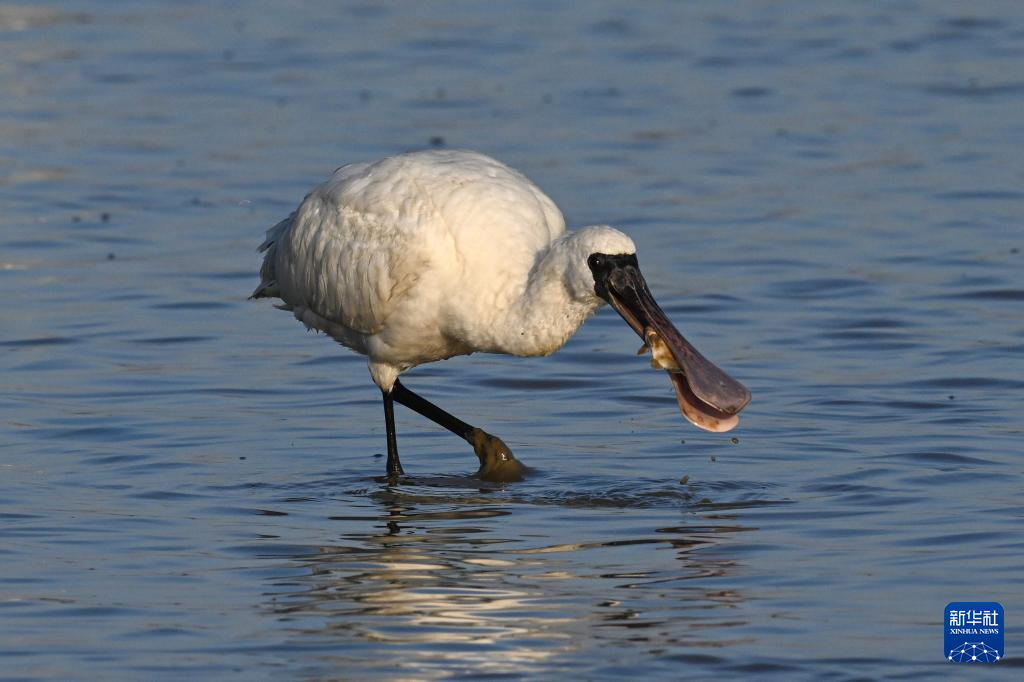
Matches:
[2,1,1023,679]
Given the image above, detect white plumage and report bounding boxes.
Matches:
[253,149,748,482]
[255,150,633,391]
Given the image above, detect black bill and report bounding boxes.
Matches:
[589,253,751,431]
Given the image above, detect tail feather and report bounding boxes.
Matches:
[250,213,293,300]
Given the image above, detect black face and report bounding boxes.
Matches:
[587,252,638,302]
[585,250,751,418]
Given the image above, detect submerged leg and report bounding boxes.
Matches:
[391,379,525,482]
[381,387,404,482]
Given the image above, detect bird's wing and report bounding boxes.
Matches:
[266,162,432,336]
[256,150,565,340]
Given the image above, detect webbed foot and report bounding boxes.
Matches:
[469,428,526,482]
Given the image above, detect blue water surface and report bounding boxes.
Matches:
[2,1,1022,679]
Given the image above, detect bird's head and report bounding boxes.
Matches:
[561,225,636,302]
[572,225,751,432]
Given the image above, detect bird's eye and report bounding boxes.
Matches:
[588,254,604,270]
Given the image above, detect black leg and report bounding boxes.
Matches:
[391,379,474,441]
[382,387,403,482]
[391,379,526,482]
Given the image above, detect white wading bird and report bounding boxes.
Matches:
[252,150,750,482]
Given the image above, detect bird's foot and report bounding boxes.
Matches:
[469,428,526,482]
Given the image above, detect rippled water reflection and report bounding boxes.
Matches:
[3,1,1023,679]
[234,476,765,678]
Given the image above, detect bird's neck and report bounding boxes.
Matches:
[488,237,603,357]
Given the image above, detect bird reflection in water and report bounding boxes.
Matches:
[262,491,756,675]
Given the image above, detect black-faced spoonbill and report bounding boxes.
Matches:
[252,150,750,482]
